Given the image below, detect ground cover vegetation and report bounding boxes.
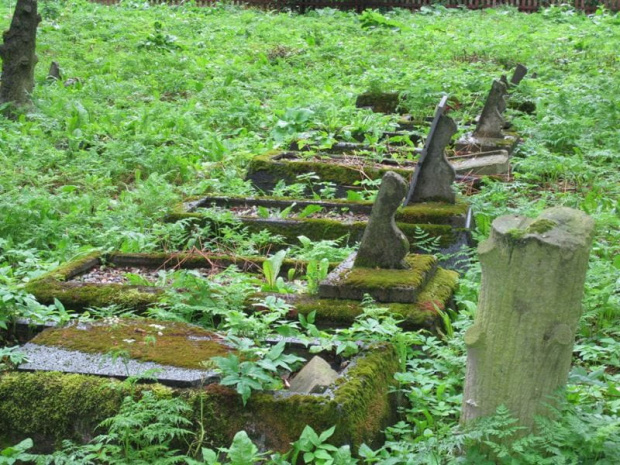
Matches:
[0,0,619,463]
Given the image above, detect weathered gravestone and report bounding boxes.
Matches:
[461,207,594,433]
[0,0,41,110]
[405,96,457,205]
[510,63,528,86]
[354,171,410,270]
[319,171,453,303]
[473,79,508,139]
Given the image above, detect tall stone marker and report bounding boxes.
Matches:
[354,171,409,269]
[405,96,457,205]
[473,80,508,139]
[461,207,594,432]
[0,0,41,109]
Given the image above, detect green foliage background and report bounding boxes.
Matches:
[0,1,618,462]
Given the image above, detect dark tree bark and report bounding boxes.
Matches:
[0,0,41,109]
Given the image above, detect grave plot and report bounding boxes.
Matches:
[22,248,456,331]
[452,65,529,175]
[170,195,472,257]
[24,251,326,311]
[277,171,460,331]
[2,317,399,452]
[173,98,474,259]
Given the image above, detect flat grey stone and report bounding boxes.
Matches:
[451,150,511,175]
[454,133,519,155]
[354,172,410,269]
[17,343,219,388]
[288,356,339,394]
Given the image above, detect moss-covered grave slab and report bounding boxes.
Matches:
[25,251,332,311]
[167,195,473,256]
[2,318,399,452]
[319,253,438,303]
[261,263,459,331]
[246,150,417,197]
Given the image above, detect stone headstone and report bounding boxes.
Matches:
[47,61,61,81]
[406,114,457,204]
[288,356,339,394]
[461,207,594,435]
[510,64,528,86]
[354,172,409,269]
[473,80,507,139]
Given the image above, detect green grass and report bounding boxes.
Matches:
[0,1,618,461]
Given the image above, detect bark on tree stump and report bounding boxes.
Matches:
[0,0,41,109]
[461,207,594,431]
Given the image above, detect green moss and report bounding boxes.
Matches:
[343,255,437,290]
[25,279,162,310]
[0,372,127,447]
[31,319,234,369]
[277,267,458,330]
[525,218,557,234]
[33,251,102,282]
[246,151,414,189]
[397,198,469,225]
[507,218,558,240]
[242,217,459,248]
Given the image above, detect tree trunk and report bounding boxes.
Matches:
[0,0,41,109]
[461,207,594,431]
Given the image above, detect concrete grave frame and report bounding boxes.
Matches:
[245,150,490,198]
[169,195,474,258]
[23,251,457,330]
[0,326,400,453]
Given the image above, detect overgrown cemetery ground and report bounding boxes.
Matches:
[0,1,619,463]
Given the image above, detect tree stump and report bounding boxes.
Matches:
[0,0,41,109]
[461,207,594,431]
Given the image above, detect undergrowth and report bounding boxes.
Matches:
[0,1,618,463]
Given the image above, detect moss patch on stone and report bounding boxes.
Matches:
[343,255,437,290]
[31,319,233,369]
[246,151,415,193]
[269,266,458,330]
[0,372,129,449]
[507,218,558,240]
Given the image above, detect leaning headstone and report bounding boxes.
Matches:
[473,80,508,139]
[288,356,339,394]
[405,96,457,205]
[461,207,594,433]
[510,64,528,86]
[354,171,410,269]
